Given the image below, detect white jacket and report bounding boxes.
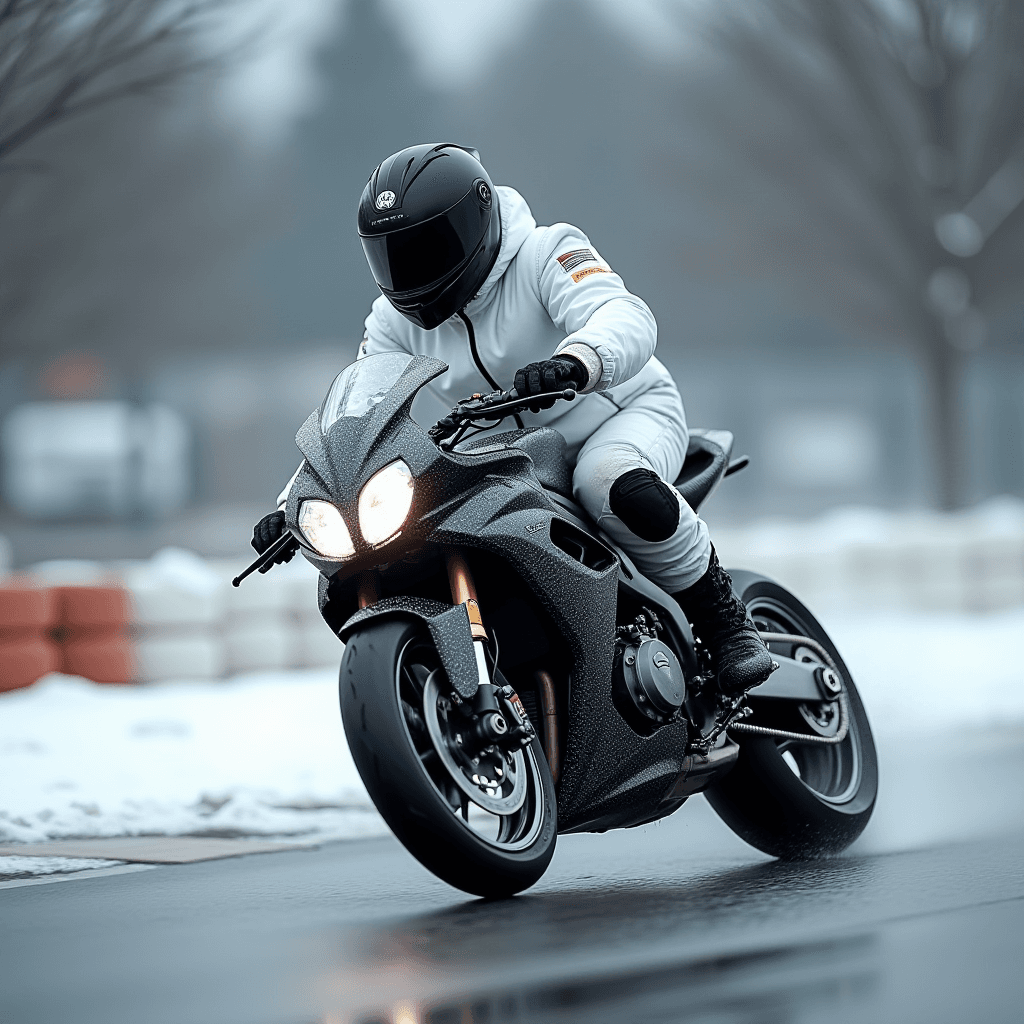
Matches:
[361,186,677,458]
[277,187,676,506]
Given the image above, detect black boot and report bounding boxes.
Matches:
[674,546,773,696]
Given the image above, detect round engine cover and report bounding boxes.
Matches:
[617,638,687,731]
[633,639,686,713]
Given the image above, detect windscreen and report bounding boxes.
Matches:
[319,351,415,433]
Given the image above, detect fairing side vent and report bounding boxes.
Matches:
[550,518,615,572]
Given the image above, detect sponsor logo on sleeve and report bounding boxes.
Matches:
[556,247,610,283]
[571,266,608,283]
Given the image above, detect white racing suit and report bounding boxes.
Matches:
[289,186,712,592]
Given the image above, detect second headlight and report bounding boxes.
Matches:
[359,460,414,546]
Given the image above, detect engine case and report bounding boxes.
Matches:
[613,636,687,736]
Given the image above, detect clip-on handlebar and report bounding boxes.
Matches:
[429,387,577,451]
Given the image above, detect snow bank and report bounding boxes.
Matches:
[713,497,1024,613]
[0,856,123,880]
[2,609,1023,847]
[824,608,1024,735]
[0,668,386,845]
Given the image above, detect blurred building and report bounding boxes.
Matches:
[2,402,189,519]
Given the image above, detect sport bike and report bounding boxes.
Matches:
[237,352,878,897]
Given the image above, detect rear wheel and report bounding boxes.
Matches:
[705,572,878,859]
[339,617,556,897]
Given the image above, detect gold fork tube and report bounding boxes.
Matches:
[444,547,487,640]
[357,571,379,609]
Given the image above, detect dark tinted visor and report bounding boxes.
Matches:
[360,189,490,295]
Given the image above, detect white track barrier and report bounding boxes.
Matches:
[10,499,1023,683]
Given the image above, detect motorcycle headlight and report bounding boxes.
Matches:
[359,460,415,546]
[298,500,355,559]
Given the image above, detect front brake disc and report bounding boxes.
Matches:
[422,671,528,814]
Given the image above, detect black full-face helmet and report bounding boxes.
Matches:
[357,143,501,330]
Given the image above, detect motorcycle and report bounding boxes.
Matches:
[236,351,878,898]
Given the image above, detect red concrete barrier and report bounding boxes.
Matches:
[51,586,136,684]
[61,636,136,684]
[54,586,130,631]
[0,585,59,689]
[0,585,56,643]
[0,638,60,692]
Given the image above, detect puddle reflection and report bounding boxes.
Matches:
[346,933,877,1024]
[313,857,881,1023]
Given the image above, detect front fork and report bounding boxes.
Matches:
[444,546,492,687]
[360,548,562,784]
[355,550,489,683]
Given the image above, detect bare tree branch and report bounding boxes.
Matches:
[0,0,234,165]
[666,0,1024,506]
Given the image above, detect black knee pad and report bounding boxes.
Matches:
[608,468,680,542]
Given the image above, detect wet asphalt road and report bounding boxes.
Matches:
[3,730,1024,1024]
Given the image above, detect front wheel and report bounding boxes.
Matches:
[339,617,557,898]
[705,571,878,859]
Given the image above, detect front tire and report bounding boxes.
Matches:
[705,571,878,859]
[339,617,557,898]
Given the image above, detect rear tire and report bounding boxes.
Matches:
[705,571,878,859]
[339,617,557,897]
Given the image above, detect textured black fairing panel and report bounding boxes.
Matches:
[421,496,691,833]
[459,427,573,498]
[295,354,703,833]
[338,596,480,699]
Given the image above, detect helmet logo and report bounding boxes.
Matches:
[375,190,396,210]
[477,182,490,203]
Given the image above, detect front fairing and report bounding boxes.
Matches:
[284,353,541,578]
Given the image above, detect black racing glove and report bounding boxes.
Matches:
[251,510,296,570]
[513,356,588,412]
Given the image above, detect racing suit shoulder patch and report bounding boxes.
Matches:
[556,247,609,283]
[570,265,608,283]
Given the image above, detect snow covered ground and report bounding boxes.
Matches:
[0,856,125,882]
[0,668,386,851]
[3,610,1023,869]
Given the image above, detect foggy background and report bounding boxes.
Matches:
[1,0,1022,564]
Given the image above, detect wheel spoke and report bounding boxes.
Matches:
[401,665,425,700]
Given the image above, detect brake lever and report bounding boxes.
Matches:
[430,388,578,447]
[232,531,299,587]
[465,388,577,421]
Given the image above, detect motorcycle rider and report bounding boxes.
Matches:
[252,143,772,696]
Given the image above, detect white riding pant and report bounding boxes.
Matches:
[571,381,712,593]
